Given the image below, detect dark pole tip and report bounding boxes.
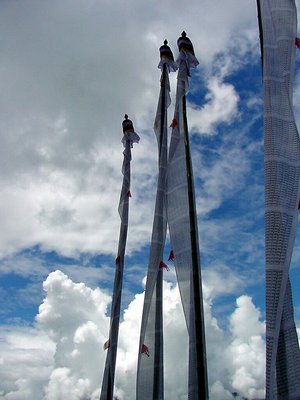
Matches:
[159,39,174,61]
[181,31,187,37]
[124,114,128,120]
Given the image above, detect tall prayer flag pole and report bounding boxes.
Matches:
[167,32,208,400]
[136,40,176,400]
[100,115,139,400]
[257,1,300,398]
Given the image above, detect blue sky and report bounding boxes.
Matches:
[1,0,300,399]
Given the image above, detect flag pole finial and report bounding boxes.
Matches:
[122,114,134,133]
[121,114,140,147]
[159,39,174,61]
[177,31,195,56]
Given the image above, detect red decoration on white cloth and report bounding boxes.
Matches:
[141,344,150,357]
[168,250,175,261]
[170,118,178,128]
[159,261,169,271]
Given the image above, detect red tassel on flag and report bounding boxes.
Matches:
[141,344,150,357]
[168,250,175,261]
[127,190,132,197]
[170,118,178,128]
[115,255,121,265]
[159,261,169,271]
[103,340,110,351]
[296,37,300,49]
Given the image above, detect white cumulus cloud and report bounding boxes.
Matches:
[227,296,265,399]
[188,77,240,135]
[0,271,266,399]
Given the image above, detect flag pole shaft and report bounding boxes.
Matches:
[182,93,208,400]
[100,143,129,400]
[159,63,167,153]
[256,0,264,72]
[153,61,167,400]
[100,114,138,400]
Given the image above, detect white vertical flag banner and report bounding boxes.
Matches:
[166,32,208,400]
[258,0,300,398]
[100,115,139,400]
[136,41,175,400]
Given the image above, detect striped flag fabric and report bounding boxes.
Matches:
[166,33,208,400]
[258,1,300,398]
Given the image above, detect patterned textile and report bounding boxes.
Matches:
[136,63,171,400]
[166,50,208,400]
[259,0,300,398]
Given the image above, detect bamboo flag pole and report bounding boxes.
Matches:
[167,32,208,400]
[256,0,263,72]
[100,115,139,400]
[136,40,176,400]
[152,61,167,400]
[182,92,208,400]
[179,33,208,400]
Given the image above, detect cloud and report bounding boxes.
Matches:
[0,1,268,397]
[227,296,265,399]
[0,271,266,399]
[0,326,55,399]
[44,368,94,400]
[203,264,246,299]
[0,0,261,258]
[36,270,110,400]
[188,77,240,135]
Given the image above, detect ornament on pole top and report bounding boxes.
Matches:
[122,114,134,134]
[121,114,140,148]
[159,39,174,61]
[176,31,199,71]
[158,39,177,72]
[177,31,195,56]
